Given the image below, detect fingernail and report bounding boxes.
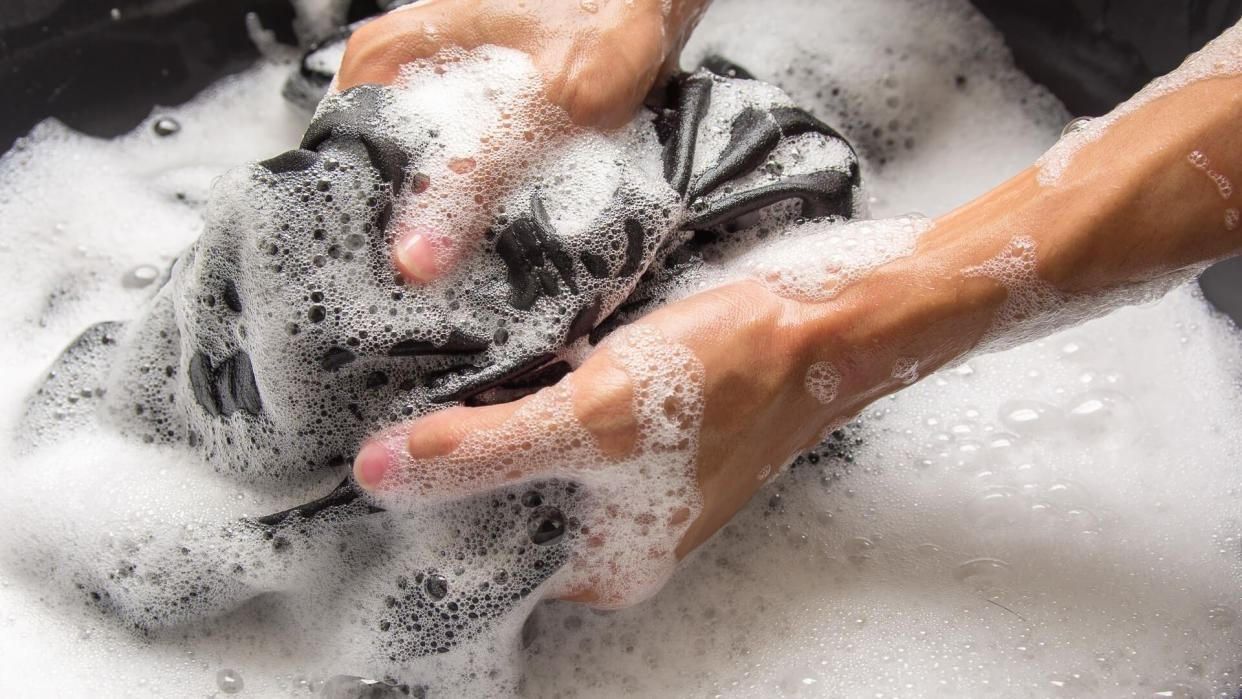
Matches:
[353,441,395,490]
[394,227,438,283]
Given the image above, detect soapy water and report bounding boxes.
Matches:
[0,1,1240,698]
[6,37,863,676]
[804,361,841,406]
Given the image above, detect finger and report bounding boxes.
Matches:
[388,103,575,284]
[337,4,474,90]
[352,395,530,494]
[337,19,436,89]
[353,351,640,504]
[354,376,592,504]
[391,223,444,283]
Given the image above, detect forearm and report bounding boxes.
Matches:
[788,69,1242,425]
[1037,75,1242,292]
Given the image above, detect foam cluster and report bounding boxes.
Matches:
[0,0,1240,696]
[372,325,705,608]
[963,235,1199,355]
[891,356,920,384]
[702,214,929,303]
[4,29,864,695]
[804,361,841,405]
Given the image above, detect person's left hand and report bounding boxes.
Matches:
[335,0,704,285]
[352,280,836,605]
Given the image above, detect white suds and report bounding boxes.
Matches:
[963,235,1206,356]
[891,356,920,384]
[804,361,841,405]
[962,235,1064,352]
[371,324,705,609]
[1188,149,1236,200]
[713,215,930,303]
[0,0,1239,696]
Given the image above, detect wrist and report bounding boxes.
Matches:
[783,201,1035,411]
[1037,74,1242,292]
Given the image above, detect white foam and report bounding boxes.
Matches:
[891,357,920,385]
[804,361,841,405]
[0,0,1240,697]
[375,324,704,608]
[963,235,1199,355]
[289,0,352,44]
[707,215,930,303]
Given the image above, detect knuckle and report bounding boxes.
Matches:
[571,365,639,456]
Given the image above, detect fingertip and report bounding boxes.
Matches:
[393,226,441,283]
[353,441,395,490]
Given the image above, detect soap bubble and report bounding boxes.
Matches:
[1043,480,1093,511]
[1065,389,1142,450]
[844,537,874,563]
[965,486,1026,530]
[998,400,1065,437]
[215,669,243,694]
[1059,116,1093,137]
[1207,604,1238,629]
[121,264,160,289]
[152,117,181,137]
[952,558,1011,589]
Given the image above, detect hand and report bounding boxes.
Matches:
[352,281,829,605]
[351,13,1242,610]
[336,0,711,283]
[350,241,1011,606]
[348,98,1242,606]
[338,0,690,129]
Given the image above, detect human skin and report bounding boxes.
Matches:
[336,0,713,283]
[345,3,1242,604]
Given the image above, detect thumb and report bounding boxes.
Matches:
[351,372,597,506]
[353,347,641,505]
[336,4,472,90]
[387,104,573,283]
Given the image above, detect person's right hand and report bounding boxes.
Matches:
[352,34,1242,607]
[336,0,711,283]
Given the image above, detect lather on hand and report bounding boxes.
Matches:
[337,0,712,284]
[344,2,1242,605]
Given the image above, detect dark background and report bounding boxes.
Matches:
[3,0,1242,318]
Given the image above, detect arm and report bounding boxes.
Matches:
[353,19,1242,605]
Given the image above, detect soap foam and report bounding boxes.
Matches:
[963,235,1200,356]
[804,361,841,405]
[373,324,705,608]
[891,356,920,385]
[1,0,1240,697]
[708,215,930,303]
